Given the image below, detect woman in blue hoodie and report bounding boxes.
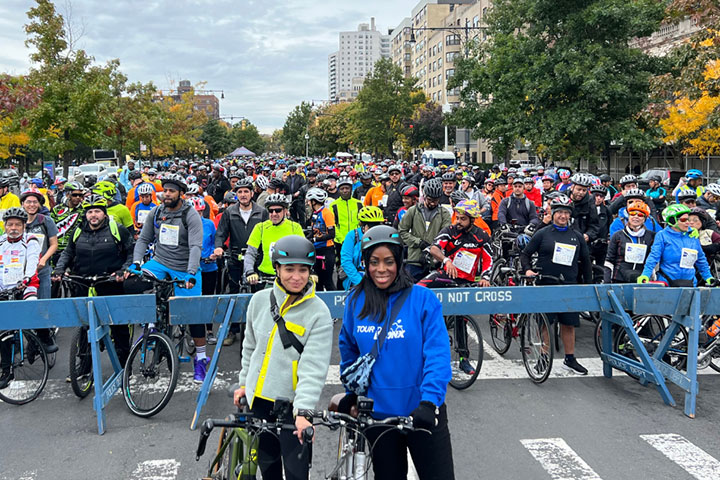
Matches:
[338,225,454,480]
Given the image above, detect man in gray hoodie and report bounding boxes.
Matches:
[130,174,209,382]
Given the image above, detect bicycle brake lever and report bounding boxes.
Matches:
[298,426,314,461]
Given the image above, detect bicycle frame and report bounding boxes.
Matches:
[207,426,259,479]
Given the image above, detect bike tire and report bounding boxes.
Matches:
[122,331,179,418]
[447,315,483,390]
[68,327,94,399]
[488,314,512,355]
[46,328,58,369]
[0,331,49,405]
[520,313,554,383]
[614,315,688,380]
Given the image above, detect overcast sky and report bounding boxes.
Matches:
[0,0,417,134]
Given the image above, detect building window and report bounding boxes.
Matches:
[446,69,455,79]
[446,34,461,46]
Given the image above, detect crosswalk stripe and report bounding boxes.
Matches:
[641,434,720,480]
[130,459,180,480]
[520,438,602,480]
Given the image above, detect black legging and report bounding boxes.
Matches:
[251,398,311,480]
[201,270,218,334]
[365,404,455,480]
[314,246,336,291]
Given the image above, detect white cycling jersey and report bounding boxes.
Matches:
[0,233,41,295]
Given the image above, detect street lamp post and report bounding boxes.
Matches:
[305,132,310,158]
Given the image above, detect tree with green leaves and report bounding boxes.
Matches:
[281,102,314,156]
[264,129,284,153]
[200,119,230,158]
[229,120,265,156]
[408,101,451,150]
[24,0,117,177]
[449,0,666,165]
[351,58,418,156]
[154,89,207,157]
[309,102,353,155]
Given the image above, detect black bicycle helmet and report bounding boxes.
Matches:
[550,194,574,212]
[0,178,10,188]
[619,174,637,186]
[272,235,316,266]
[361,225,403,251]
[265,193,289,208]
[589,184,607,196]
[599,174,612,183]
[359,172,372,180]
[3,207,28,222]
[423,178,443,198]
[128,170,143,181]
[161,174,187,193]
[494,177,507,185]
[223,192,238,204]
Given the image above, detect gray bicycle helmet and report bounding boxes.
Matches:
[619,175,637,186]
[423,178,443,198]
[337,177,353,188]
[3,207,28,222]
[255,175,269,190]
[235,177,254,191]
[570,172,593,187]
[137,183,154,195]
[186,183,200,195]
[161,174,187,192]
[441,172,456,182]
[272,235,316,266]
[306,187,328,203]
[0,178,9,188]
[361,225,403,251]
[450,190,469,203]
[624,188,646,200]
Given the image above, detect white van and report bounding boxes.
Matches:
[421,150,456,168]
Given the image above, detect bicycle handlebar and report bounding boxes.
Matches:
[62,274,117,286]
[125,266,187,287]
[296,409,415,431]
[519,273,566,284]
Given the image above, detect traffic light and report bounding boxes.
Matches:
[241,119,247,130]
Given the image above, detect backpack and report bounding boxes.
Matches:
[72,217,123,247]
[152,205,190,231]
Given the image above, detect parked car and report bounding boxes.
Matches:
[637,168,685,191]
[76,163,109,182]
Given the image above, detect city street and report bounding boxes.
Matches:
[2,318,719,480]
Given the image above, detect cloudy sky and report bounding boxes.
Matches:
[0,0,417,134]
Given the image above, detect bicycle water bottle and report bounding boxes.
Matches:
[707,318,720,337]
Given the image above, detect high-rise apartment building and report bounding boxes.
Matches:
[328,18,391,103]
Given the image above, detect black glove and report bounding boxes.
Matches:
[337,393,357,415]
[419,240,431,250]
[186,276,197,287]
[410,401,439,430]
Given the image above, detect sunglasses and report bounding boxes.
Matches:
[677,216,690,223]
[268,208,284,214]
[70,193,84,198]
[628,212,646,217]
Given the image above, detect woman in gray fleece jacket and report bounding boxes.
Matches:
[233,235,332,480]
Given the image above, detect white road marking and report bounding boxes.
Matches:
[130,459,180,480]
[408,451,419,480]
[482,339,503,361]
[641,434,720,480]
[521,438,602,480]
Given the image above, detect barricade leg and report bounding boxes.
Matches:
[601,291,675,407]
[649,289,701,418]
[190,298,236,430]
[87,300,124,435]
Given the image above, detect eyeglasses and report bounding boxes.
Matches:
[70,193,84,198]
[268,208,283,214]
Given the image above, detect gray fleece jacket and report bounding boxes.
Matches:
[133,201,203,275]
[239,280,333,410]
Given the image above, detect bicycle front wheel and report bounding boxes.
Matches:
[489,314,512,355]
[520,313,554,383]
[0,331,49,405]
[68,327,94,398]
[122,331,179,418]
[447,315,483,390]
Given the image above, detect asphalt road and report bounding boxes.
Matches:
[1,318,719,480]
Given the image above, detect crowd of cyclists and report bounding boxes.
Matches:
[2,155,720,479]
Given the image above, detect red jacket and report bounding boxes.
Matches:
[525,187,542,207]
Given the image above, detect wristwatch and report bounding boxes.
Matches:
[442,257,451,265]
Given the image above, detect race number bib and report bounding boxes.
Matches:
[552,242,576,267]
[624,243,647,264]
[159,224,179,246]
[680,248,698,269]
[137,210,150,225]
[3,262,24,285]
[379,195,388,207]
[452,250,477,274]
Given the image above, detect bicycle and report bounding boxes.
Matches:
[61,273,125,399]
[122,267,186,418]
[195,396,314,480]
[302,394,420,480]
[0,285,50,405]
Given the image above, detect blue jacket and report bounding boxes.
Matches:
[340,227,363,290]
[641,226,712,284]
[200,217,218,273]
[609,207,662,236]
[338,285,451,418]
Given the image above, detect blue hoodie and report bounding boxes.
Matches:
[340,227,363,290]
[641,226,712,285]
[338,285,451,418]
[200,217,218,273]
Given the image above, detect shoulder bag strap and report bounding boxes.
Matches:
[370,286,412,359]
[269,290,304,355]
